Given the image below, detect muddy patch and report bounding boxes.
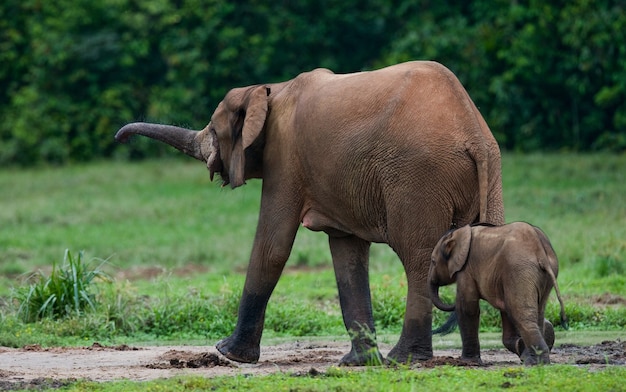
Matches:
[0,377,75,392]
[419,356,483,368]
[147,350,234,369]
[0,339,624,390]
[558,340,626,365]
[20,342,141,353]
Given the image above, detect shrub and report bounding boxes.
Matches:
[13,250,110,322]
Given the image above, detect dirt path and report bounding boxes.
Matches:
[1,338,625,389]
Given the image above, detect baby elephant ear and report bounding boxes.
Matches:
[447,225,472,278]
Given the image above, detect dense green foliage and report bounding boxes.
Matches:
[1,1,624,165]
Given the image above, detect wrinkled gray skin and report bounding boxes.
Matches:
[115,61,505,366]
[429,222,568,366]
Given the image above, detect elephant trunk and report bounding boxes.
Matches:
[430,282,455,312]
[115,122,204,162]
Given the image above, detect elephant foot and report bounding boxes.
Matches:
[387,345,433,365]
[216,335,260,364]
[543,319,555,351]
[520,349,550,366]
[460,355,484,366]
[520,344,551,366]
[339,346,384,366]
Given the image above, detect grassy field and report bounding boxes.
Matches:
[1,153,625,390]
[35,365,626,392]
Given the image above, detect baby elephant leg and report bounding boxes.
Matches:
[504,312,551,365]
[520,318,554,365]
[517,321,551,366]
[501,312,524,355]
[543,319,555,351]
[458,299,483,364]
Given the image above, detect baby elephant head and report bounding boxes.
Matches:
[429,225,472,311]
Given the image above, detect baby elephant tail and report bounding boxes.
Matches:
[545,262,569,330]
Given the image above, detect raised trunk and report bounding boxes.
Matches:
[429,282,455,312]
[115,122,204,161]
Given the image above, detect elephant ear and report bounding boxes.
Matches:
[229,85,270,188]
[447,225,472,278]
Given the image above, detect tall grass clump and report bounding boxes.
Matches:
[13,250,111,322]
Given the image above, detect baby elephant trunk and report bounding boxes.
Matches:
[429,282,455,312]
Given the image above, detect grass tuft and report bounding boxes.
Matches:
[13,250,111,322]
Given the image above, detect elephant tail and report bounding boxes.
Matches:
[545,261,569,330]
[534,226,569,330]
[478,158,488,223]
[465,139,496,224]
[463,88,505,226]
[465,141,488,223]
[432,312,458,335]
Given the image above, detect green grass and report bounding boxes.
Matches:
[24,365,626,391]
[0,158,263,272]
[501,154,626,279]
[0,153,625,389]
[1,154,625,336]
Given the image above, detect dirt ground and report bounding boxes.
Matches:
[0,338,625,390]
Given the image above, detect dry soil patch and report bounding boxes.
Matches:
[0,339,624,389]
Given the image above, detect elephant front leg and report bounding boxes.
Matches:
[216,205,299,363]
[329,235,383,366]
[457,296,482,365]
[216,286,272,363]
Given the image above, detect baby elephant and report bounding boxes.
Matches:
[429,222,568,365]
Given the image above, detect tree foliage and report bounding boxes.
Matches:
[1,0,624,165]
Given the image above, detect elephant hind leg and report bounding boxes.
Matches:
[538,288,555,351]
[543,319,555,351]
[516,321,551,365]
[503,312,551,365]
[387,247,434,364]
[329,235,383,366]
[501,312,522,355]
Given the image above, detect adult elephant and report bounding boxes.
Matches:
[115,61,505,365]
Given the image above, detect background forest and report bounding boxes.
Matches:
[1,0,625,165]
